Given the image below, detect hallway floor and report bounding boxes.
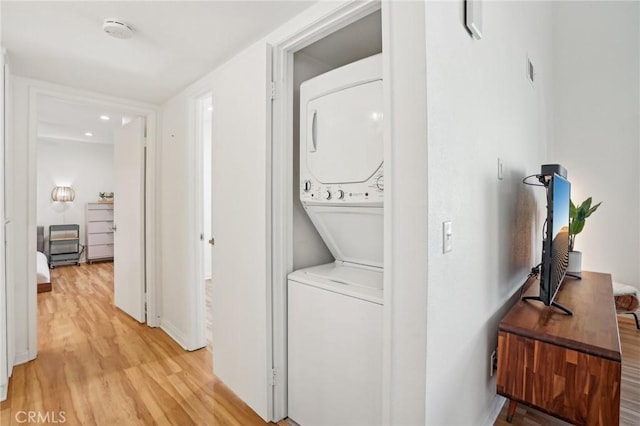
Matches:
[0,263,274,425]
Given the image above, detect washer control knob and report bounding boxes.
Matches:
[376,175,384,190]
[336,190,345,200]
[324,190,332,200]
[303,180,312,192]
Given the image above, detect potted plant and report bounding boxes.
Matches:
[567,197,602,275]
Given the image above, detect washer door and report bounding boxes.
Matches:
[305,80,383,184]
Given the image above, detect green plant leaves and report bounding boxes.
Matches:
[568,197,602,251]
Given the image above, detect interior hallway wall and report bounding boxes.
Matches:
[550,1,640,290]
[424,1,554,423]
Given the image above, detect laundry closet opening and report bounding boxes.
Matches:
[286,9,384,426]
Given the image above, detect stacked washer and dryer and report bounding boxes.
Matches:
[288,54,384,426]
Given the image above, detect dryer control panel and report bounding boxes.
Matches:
[300,165,383,206]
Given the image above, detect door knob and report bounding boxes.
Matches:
[208,238,215,246]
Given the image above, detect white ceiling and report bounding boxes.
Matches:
[1,0,315,104]
[37,95,128,145]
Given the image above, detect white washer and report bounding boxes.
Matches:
[288,54,384,426]
[288,263,382,426]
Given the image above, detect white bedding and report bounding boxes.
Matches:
[37,251,50,284]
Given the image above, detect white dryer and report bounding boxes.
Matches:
[288,54,384,426]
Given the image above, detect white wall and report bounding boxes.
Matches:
[551,1,640,289]
[36,138,114,256]
[9,76,34,364]
[158,80,202,348]
[424,1,553,423]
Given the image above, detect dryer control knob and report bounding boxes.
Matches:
[303,180,312,192]
[323,190,332,200]
[336,190,345,199]
[376,175,384,190]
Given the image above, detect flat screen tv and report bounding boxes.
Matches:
[524,172,573,315]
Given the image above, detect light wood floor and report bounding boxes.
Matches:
[2,263,637,425]
[0,263,278,425]
[494,315,640,426]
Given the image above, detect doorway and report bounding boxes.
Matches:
[27,86,159,358]
[270,2,383,421]
[195,92,213,349]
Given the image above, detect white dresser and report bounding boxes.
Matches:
[86,202,114,263]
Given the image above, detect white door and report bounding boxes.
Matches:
[210,43,272,421]
[113,117,146,323]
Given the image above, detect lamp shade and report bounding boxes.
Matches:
[51,186,75,202]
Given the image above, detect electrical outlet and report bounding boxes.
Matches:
[490,350,497,377]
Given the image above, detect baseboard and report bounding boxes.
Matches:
[482,394,506,426]
[1,383,7,401]
[14,349,33,366]
[160,319,189,350]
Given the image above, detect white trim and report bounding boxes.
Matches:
[264,42,275,422]
[189,90,213,351]
[160,319,190,350]
[482,395,507,426]
[13,349,30,366]
[24,79,160,360]
[0,48,7,403]
[269,0,382,421]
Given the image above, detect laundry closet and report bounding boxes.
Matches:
[288,10,384,426]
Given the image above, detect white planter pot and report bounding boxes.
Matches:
[567,251,582,276]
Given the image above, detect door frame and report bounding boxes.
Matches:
[269,0,383,420]
[26,83,159,359]
[190,90,214,351]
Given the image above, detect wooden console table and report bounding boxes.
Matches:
[497,271,621,425]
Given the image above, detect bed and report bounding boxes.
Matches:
[37,225,51,293]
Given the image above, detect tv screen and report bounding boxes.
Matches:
[539,173,571,307]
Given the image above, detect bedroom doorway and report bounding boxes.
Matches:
[30,88,158,357]
[195,92,213,350]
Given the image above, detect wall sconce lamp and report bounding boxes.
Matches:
[51,186,75,202]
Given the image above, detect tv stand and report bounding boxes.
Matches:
[498,272,621,424]
[521,295,573,316]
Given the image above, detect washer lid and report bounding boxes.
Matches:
[305,79,383,185]
[304,205,383,268]
[288,261,383,304]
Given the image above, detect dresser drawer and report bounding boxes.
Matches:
[87,221,114,234]
[88,244,113,259]
[87,209,114,221]
[87,233,114,245]
[87,203,113,210]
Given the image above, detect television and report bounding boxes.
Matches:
[524,172,573,315]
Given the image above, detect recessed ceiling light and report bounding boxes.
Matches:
[100,115,110,121]
[85,132,93,137]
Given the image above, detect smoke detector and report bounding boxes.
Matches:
[103,19,134,39]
